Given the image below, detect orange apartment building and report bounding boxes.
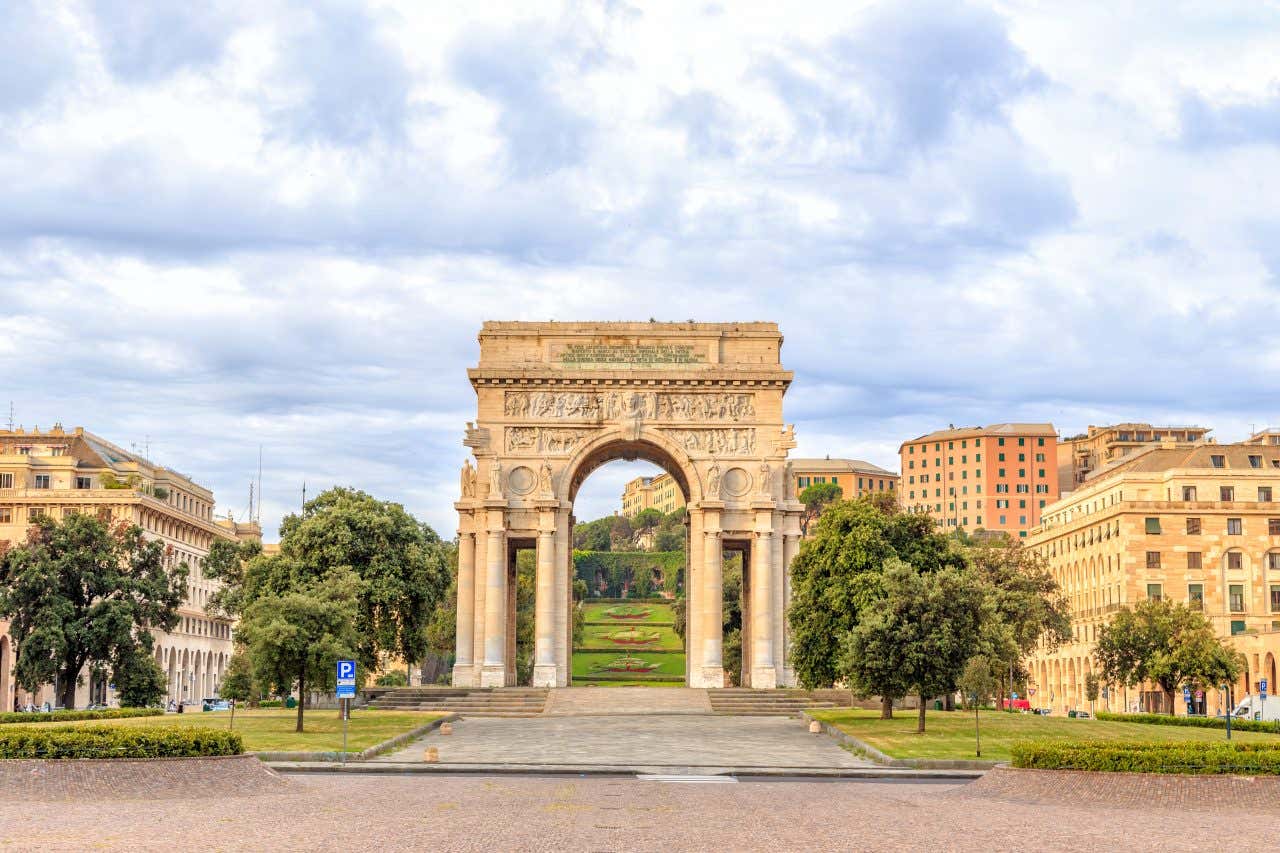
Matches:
[899,423,1059,538]
[789,457,897,502]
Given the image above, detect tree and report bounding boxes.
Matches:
[958,655,998,709]
[1084,672,1100,712]
[219,651,255,729]
[839,560,987,733]
[113,649,168,708]
[235,567,360,732]
[798,482,843,535]
[0,514,186,710]
[609,515,634,550]
[654,530,685,552]
[1094,600,1242,714]
[573,517,613,551]
[204,538,262,619]
[788,494,965,695]
[267,488,450,675]
[632,508,662,533]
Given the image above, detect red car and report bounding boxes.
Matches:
[1002,698,1032,711]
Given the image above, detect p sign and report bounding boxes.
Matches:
[1262,679,1269,699]
[336,659,357,699]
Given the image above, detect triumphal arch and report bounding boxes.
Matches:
[452,322,803,689]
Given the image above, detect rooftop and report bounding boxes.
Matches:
[901,422,1057,449]
[789,457,898,477]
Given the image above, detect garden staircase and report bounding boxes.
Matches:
[366,687,548,717]
[707,688,839,716]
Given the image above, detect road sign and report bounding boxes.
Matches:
[1029,689,1036,697]
[336,659,356,699]
[1262,679,1268,699]
[1195,690,1203,700]
[1011,692,1018,700]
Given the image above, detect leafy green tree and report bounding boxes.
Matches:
[264,488,450,675]
[113,649,169,708]
[220,651,255,728]
[376,670,409,687]
[958,654,998,709]
[204,538,262,619]
[1084,672,1100,708]
[0,514,186,709]
[840,559,988,733]
[788,494,964,693]
[632,508,663,533]
[654,530,685,552]
[573,517,613,551]
[609,515,634,550]
[1094,600,1242,713]
[235,567,360,732]
[798,482,843,535]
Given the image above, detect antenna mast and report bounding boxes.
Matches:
[257,445,263,524]
[248,481,255,523]
[6,402,13,432]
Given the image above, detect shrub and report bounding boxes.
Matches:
[1095,711,1280,734]
[376,671,409,687]
[0,708,162,725]
[258,700,283,708]
[0,726,243,759]
[1011,740,1280,774]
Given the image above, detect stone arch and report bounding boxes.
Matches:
[558,426,703,506]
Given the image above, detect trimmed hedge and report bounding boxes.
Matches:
[1011,740,1280,775]
[1095,711,1280,735]
[0,726,243,759]
[0,708,163,725]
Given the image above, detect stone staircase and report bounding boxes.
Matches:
[706,688,839,716]
[366,687,548,717]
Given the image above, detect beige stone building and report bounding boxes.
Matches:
[1245,428,1280,447]
[454,321,803,689]
[1057,423,1211,493]
[789,457,897,502]
[900,423,1059,538]
[1027,440,1280,715]
[0,425,259,710]
[620,472,686,517]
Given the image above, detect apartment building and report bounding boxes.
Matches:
[899,423,1059,538]
[1026,441,1280,715]
[620,472,685,518]
[789,457,897,502]
[1058,423,1211,492]
[0,425,259,711]
[1245,428,1280,447]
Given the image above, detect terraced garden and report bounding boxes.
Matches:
[574,599,685,685]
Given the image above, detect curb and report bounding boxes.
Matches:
[801,712,997,771]
[255,713,460,763]
[266,760,985,780]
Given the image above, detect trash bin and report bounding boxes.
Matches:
[285,697,298,709]
[933,700,943,711]
[1068,710,1077,718]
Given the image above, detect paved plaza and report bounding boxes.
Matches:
[375,713,870,770]
[6,772,1280,852]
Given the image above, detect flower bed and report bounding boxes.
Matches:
[0,726,243,759]
[1011,740,1280,774]
[0,708,163,725]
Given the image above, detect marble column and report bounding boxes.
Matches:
[471,529,487,676]
[452,530,476,686]
[770,521,786,682]
[750,529,776,688]
[480,512,508,687]
[685,508,702,686]
[695,520,724,688]
[781,530,800,686]
[532,524,557,687]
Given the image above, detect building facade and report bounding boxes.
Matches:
[1057,423,1211,493]
[899,423,1059,538]
[0,425,258,710]
[789,457,897,501]
[1026,440,1280,715]
[620,472,686,517]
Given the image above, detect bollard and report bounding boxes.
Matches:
[424,746,439,763]
[440,722,453,736]
[809,720,822,734]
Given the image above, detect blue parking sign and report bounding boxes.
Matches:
[336,659,356,699]
[1262,679,1268,699]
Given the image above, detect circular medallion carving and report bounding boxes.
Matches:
[722,467,751,497]
[508,465,536,496]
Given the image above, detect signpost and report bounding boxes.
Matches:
[1182,686,1191,716]
[337,660,356,764]
[1262,679,1268,722]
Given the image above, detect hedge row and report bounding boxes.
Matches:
[1095,711,1280,734]
[0,726,243,759]
[1011,740,1280,775]
[0,708,163,725]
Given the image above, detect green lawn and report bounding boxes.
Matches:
[579,624,684,651]
[0,709,442,754]
[572,651,686,678]
[811,709,1280,764]
[581,601,674,625]
[587,680,686,688]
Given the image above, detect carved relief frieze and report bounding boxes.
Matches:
[505,426,595,455]
[503,390,756,423]
[663,428,757,456]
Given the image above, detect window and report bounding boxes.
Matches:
[1260,487,1273,503]
[1019,515,1027,525]
[1271,586,1280,613]
[1147,583,1163,602]
[1211,454,1225,468]
[996,484,1009,494]
[1036,484,1049,493]
[1220,486,1235,502]
[1018,437,1026,446]
[75,476,91,489]
[1230,584,1245,612]
[996,499,1009,509]
[798,477,809,488]
[998,468,1005,477]
[975,453,982,461]
[1186,517,1201,534]
[1038,469,1046,478]
[0,508,9,523]
[1036,452,1045,462]
[34,474,50,489]
[1227,551,1243,570]
[1269,553,1280,571]
[1038,437,1045,446]
[1145,517,1161,534]
[1187,551,1203,570]
[1182,486,1197,501]
[1250,455,1263,469]
[1228,517,1243,535]
[1189,584,1204,611]
[1231,620,1247,635]
[1016,484,1029,494]
[1018,469,1025,478]
[0,473,11,489]
[1146,551,1161,568]
[1018,453,1026,462]
[1019,499,1026,508]
[1271,518,1280,536]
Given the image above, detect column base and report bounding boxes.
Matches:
[748,666,777,690]
[781,666,797,688]
[690,666,726,688]
[451,663,479,688]
[479,664,510,688]
[532,663,559,688]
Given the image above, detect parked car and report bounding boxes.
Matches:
[202,698,231,712]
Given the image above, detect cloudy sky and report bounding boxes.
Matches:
[4,0,1279,538]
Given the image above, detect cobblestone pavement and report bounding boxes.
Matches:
[4,773,1279,851]
[374,713,869,768]
[543,687,712,715]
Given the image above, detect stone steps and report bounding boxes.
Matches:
[367,688,548,717]
[707,689,839,716]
